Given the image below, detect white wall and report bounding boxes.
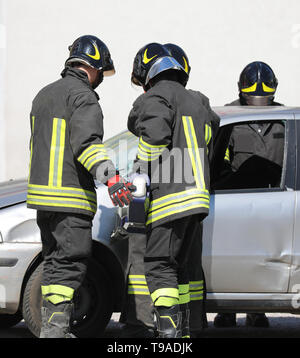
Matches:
[2,0,300,180]
[0,0,5,181]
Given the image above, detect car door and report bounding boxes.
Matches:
[203,114,296,293]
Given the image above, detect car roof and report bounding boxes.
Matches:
[212,106,300,122]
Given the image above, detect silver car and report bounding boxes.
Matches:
[0,106,299,337]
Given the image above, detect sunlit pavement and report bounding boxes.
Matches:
[1,313,300,338]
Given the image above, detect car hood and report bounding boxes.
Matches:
[0,179,27,209]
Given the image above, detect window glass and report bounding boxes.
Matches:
[213,120,286,190]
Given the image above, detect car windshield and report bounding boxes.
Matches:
[104,130,139,177]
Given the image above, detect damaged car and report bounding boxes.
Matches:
[0,106,300,337]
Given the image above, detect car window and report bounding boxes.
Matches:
[104,130,138,176]
[211,120,287,191]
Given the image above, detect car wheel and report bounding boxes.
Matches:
[22,259,114,338]
[0,311,23,330]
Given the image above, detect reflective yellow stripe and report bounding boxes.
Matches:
[85,154,111,171]
[78,144,110,172]
[27,195,97,213]
[137,137,168,162]
[27,184,97,213]
[178,284,189,294]
[149,188,209,207]
[224,148,230,161]
[128,275,147,285]
[151,288,179,306]
[179,284,190,303]
[190,291,203,301]
[48,118,66,187]
[57,120,66,187]
[182,116,206,190]
[262,82,276,93]
[146,198,209,225]
[48,118,58,187]
[148,189,209,214]
[189,280,203,290]
[205,124,212,146]
[179,292,190,304]
[128,275,150,295]
[160,316,176,328]
[189,280,203,301]
[78,144,106,163]
[140,137,168,149]
[241,82,257,93]
[28,116,35,183]
[28,183,95,198]
[154,297,179,307]
[128,285,150,295]
[48,312,64,322]
[41,284,74,299]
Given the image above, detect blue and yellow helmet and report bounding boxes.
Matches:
[131,42,186,88]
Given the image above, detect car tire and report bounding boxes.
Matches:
[0,311,23,330]
[22,259,114,338]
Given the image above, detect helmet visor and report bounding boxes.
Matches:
[145,56,185,85]
[242,93,274,106]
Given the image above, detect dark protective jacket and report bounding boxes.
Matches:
[128,80,220,228]
[27,67,114,217]
[225,98,284,172]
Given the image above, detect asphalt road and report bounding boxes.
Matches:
[1,313,300,338]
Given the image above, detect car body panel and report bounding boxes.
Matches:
[203,190,295,293]
[1,106,300,315]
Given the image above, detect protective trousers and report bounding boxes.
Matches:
[120,232,156,337]
[37,211,92,303]
[144,214,203,308]
[120,214,206,336]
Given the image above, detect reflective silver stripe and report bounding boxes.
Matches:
[78,144,106,163]
[182,116,206,190]
[128,286,150,295]
[78,144,110,172]
[190,292,203,301]
[189,281,203,291]
[128,276,147,285]
[49,118,66,188]
[137,137,168,162]
[148,189,209,214]
[28,185,96,203]
[146,197,209,225]
[27,195,97,213]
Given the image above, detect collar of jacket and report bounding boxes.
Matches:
[61,66,100,100]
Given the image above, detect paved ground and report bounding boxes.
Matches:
[1,313,300,338]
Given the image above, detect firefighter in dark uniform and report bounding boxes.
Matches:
[27,35,135,338]
[214,61,284,329]
[121,43,219,338]
[126,42,217,338]
[162,43,219,337]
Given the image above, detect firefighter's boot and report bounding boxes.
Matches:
[180,303,190,338]
[40,299,75,338]
[154,305,182,338]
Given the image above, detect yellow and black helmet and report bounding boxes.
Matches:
[66,35,115,76]
[164,43,190,86]
[238,61,278,104]
[131,42,185,88]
